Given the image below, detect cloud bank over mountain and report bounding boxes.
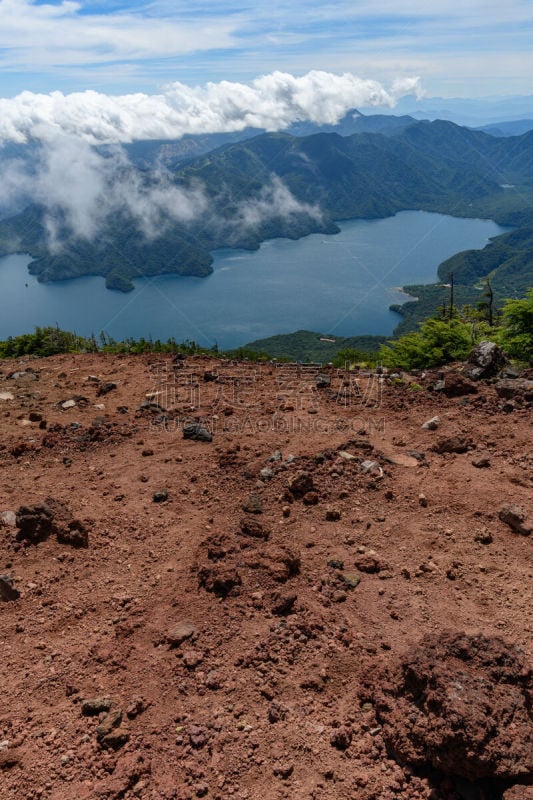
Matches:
[235,176,322,230]
[0,70,423,253]
[0,70,422,145]
[0,134,209,247]
[0,134,321,251]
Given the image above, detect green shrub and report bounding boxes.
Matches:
[379,318,473,371]
[332,348,378,368]
[498,288,533,364]
[0,328,215,359]
[0,326,91,358]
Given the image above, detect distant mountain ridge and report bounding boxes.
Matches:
[364,94,533,127]
[475,120,533,137]
[120,108,419,169]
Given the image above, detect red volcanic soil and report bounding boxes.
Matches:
[0,353,531,800]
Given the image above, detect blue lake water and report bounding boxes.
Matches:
[0,211,506,349]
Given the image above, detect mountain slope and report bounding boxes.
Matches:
[122,109,418,169]
[0,120,531,298]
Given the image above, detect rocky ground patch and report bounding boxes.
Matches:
[0,352,531,799]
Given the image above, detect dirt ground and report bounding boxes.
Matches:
[0,352,531,800]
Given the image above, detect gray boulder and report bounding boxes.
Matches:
[465,341,507,380]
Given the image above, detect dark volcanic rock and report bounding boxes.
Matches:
[371,631,533,782]
[315,373,331,388]
[183,422,212,442]
[97,381,117,396]
[56,518,89,548]
[16,500,90,547]
[15,504,55,544]
[99,727,130,750]
[302,491,319,506]
[434,372,478,397]
[96,710,123,742]
[268,701,287,723]
[287,470,314,497]
[433,436,474,454]
[81,697,112,716]
[0,574,20,601]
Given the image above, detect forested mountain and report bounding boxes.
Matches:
[0,119,531,303]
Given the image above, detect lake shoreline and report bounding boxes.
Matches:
[0,211,507,349]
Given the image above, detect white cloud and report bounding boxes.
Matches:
[236,176,322,229]
[0,133,208,247]
[0,70,423,144]
[0,0,238,68]
[245,0,533,29]
[0,0,529,98]
[0,0,529,100]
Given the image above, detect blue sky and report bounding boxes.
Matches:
[0,0,532,99]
